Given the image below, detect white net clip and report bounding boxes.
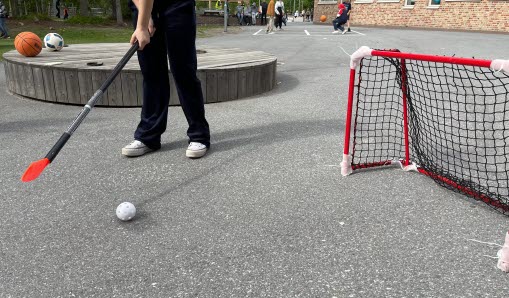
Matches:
[341,154,353,176]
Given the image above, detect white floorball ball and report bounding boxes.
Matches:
[116,202,136,221]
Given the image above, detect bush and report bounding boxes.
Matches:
[66,15,110,25]
[17,13,52,22]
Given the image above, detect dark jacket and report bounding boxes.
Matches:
[261,1,268,13]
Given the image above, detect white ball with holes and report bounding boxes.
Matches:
[116,202,136,221]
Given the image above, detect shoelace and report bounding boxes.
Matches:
[130,140,143,147]
[189,142,205,149]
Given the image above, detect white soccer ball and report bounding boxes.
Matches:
[44,33,64,51]
[116,202,136,221]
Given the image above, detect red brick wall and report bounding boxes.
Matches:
[314,0,509,32]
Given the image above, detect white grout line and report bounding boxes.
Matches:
[351,30,366,36]
[253,29,262,35]
[304,30,310,35]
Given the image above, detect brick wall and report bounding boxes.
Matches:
[313,0,509,32]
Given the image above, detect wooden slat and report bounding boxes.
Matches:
[245,67,254,98]
[7,63,15,93]
[14,64,24,95]
[121,72,138,106]
[237,70,247,99]
[91,71,109,106]
[52,69,68,103]
[19,65,35,98]
[78,71,93,104]
[169,74,179,106]
[136,72,143,106]
[107,75,123,106]
[65,70,81,104]
[254,67,262,96]
[32,67,46,100]
[42,68,56,102]
[272,62,277,89]
[217,71,228,102]
[4,61,11,92]
[206,71,218,103]
[228,70,238,101]
[5,62,13,93]
[197,71,207,104]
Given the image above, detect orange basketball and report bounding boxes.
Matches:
[14,32,43,57]
[320,15,327,22]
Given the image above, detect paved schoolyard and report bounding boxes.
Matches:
[1,22,509,297]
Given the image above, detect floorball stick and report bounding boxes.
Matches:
[21,42,139,182]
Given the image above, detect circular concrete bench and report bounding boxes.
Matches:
[3,43,277,107]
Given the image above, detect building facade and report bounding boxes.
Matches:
[314,0,509,32]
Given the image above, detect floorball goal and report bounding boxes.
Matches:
[341,46,509,214]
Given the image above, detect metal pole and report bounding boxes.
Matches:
[224,0,228,32]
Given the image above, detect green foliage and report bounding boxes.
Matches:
[16,13,53,22]
[4,0,130,19]
[66,15,110,25]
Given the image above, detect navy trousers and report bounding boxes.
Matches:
[131,1,210,150]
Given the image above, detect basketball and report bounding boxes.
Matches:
[14,32,43,57]
[320,15,327,22]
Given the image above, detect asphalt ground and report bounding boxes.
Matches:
[1,22,509,297]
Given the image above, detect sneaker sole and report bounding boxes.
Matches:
[122,147,153,157]
[186,148,207,159]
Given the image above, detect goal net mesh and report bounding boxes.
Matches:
[351,54,509,213]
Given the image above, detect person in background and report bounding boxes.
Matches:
[344,0,352,32]
[261,0,268,25]
[55,0,61,18]
[244,2,252,25]
[275,0,284,30]
[63,7,69,20]
[332,3,347,34]
[236,1,244,25]
[251,1,257,25]
[266,0,275,33]
[0,1,9,39]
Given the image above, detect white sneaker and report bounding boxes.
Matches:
[122,140,153,157]
[332,30,339,34]
[341,29,346,35]
[186,142,208,159]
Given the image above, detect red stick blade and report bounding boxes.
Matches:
[21,158,50,182]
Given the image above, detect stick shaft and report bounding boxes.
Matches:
[44,43,139,162]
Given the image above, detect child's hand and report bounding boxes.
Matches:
[131,28,151,50]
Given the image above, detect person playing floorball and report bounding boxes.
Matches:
[124,0,211,159]
[332,3,348,34]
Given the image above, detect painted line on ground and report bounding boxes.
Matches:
[351,30,366,36]
[304,30,310,35]
[253,29,262,35]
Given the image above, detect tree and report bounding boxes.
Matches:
[110,0,116,19]
[115,0,122,24]
[9,0,18,17]
[80,0,88,16]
